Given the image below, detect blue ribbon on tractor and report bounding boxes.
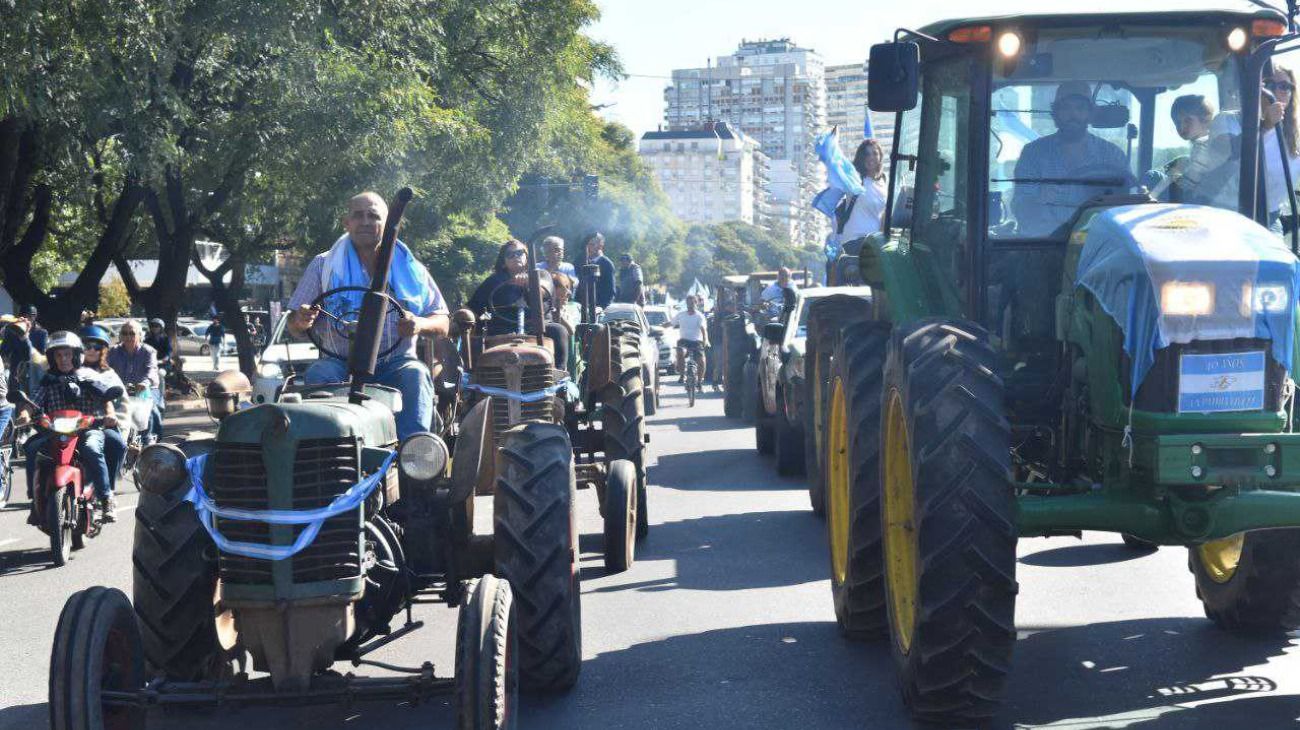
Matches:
[183,450,396,561]
[459,372,576,402]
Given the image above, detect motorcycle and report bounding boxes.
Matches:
[119,383,155,471]
[23,407,107,567]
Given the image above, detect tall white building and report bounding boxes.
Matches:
[639,122,769,226]
[825,61,896,166]
[663,39,826,247]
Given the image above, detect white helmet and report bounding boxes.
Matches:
[45,330,84,356]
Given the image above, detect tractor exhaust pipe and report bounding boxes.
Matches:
[349,187,414,403]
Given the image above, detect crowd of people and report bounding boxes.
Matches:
[0,306,167,523]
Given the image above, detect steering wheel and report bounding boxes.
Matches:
[484,274,553,333]
[309,286,409,362]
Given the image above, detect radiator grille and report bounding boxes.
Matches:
[208,437,361,585]
[476,364,555,444]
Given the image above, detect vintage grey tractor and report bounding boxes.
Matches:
[47,189,576,730]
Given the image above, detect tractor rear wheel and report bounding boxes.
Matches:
[132,489,232,680]
[880,319,1017,725]
[1190,530,1300,632]
[825,321,891,637]
[49,586,146,730]
[603,330,648,541]
[455,575,517,730]
[493,423,581,692]
[806,297,875,516]
[722,317,748,419]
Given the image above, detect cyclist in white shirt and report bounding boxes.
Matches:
[672,295,709,382]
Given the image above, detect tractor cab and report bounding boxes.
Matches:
[865,7,1300,425]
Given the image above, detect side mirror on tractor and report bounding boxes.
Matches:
[868,41,920,112]
[763,322,785,345]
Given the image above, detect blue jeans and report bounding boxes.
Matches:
[303,357,433,439]
[26,427,126,500]
[0,404,12,494]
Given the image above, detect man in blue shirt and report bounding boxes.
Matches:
[575,231,616,310]
[287,192,449,439]
[537,236,577,278]
[1012,81,1131,237]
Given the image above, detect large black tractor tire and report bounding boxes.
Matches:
[880,319,1017,725]
[132,489,228,680]
[805,297,876,518]
[455,574,518,730]
[602,459,637,573]
[1189,530,1300,633]
[824,321,891,637]
[722,318,749,419]
[603,331,648,541]
[774,408,805,477]
[493,423,582,693]
[49,586,146,730]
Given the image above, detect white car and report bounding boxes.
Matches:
[643,305,678,373]
[598,303,661,415]
[176,322,237,357]
[252,313,319,405]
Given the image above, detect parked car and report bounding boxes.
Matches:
[643,305,678,373]
[176,321,237,357]
[252,313,319,405]
[599,303,662,415]
[752,286,872,476]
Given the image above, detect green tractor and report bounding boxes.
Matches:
[47,190,580,730]
[816,6,1300,724]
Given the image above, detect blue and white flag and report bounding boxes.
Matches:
[864,109,875,140]
[812,127,865,221]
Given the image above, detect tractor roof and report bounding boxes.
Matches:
[918,1,1285,36]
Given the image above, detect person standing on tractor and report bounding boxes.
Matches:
[837,138,888,243]
[537,235,577,278]
[18,332,126,522]
[287,191,449,440]
[108,320,163,445]
[467,239,571,373]
[576,231,616,310]
[1011,81,1130,237]
[760,267,797,318]
[673,294,708,383]
[615,252,646,306]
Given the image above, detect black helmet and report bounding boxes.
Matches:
[148,318,164,329]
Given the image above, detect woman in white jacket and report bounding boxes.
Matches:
[1262,64,1300,231]
[837,138,889,242]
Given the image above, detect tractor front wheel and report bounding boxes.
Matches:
[1190,530,1300,632]
[806,296,875,516]
[774,413,804,477]
[49,586,146,730]
[824,321,891,637]
[493,423,582,692]
[602,459,637,573]
[455,575,518,730]
[880,319,1017,725]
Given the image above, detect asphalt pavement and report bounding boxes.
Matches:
[2,383,1300,729]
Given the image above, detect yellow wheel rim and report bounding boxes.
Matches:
[883,389,918,654]
[828,378,850,585]
[1198,534,1245,584]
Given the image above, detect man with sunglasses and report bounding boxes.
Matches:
[107,320,163,444]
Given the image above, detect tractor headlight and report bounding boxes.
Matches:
[1248,283,1290,314]
[1161,281,1215,316]
[399,432,449,482]
[136,444,189,496]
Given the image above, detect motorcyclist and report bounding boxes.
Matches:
[17,332,126,522]
[107,320,163,445]
[80,325,134,476]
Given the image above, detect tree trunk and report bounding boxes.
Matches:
[196,253,254,377]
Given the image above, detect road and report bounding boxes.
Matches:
[2,384,1300,729]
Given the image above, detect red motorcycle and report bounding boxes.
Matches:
[26,409,104,567]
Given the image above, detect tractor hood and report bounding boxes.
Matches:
[1075,204,1300,397]
[217,398,398,449]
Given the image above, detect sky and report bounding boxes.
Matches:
[588,0,1290,138]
